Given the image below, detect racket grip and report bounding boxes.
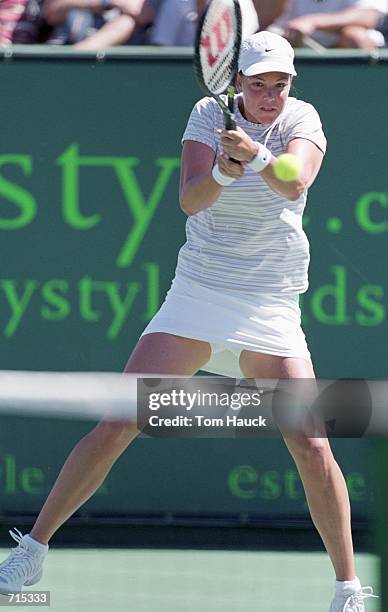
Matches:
[224,113,237,131]
[224,112,239,164]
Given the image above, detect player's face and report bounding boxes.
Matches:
[237,72,291,125]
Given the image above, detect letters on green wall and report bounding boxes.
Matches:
[0,54,383,519]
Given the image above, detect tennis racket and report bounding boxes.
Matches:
[194,0,242,131]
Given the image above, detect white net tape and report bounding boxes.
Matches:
[0,371,141,420]
[0,371,387,436]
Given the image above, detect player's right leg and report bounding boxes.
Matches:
[0,333,211,594]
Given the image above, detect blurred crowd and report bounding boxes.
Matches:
[1,0,387,48]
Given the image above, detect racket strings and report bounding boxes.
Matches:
[201,47,236,94]
[198,0,240,96]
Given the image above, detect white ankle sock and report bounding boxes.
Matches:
[26,534,49,553]
[335,577,361,594]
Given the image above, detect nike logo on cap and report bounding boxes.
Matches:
[265,48,276,52]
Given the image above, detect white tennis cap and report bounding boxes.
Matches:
[238,31,297,77]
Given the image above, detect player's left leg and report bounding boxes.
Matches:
[239,351,376,611]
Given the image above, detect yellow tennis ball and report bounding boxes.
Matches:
[274,154,302,182]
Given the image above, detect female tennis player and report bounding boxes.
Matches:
[0,31,376,611]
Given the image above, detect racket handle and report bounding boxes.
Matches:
[224,108,239,164]
[224,113,236,131]
[224,113,239,163]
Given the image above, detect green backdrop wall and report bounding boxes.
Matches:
[0,415,373,524]
[0,50,386,523]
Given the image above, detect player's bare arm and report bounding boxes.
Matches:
[180,141,244,217]
[220,128,324,201]
[261,138,324,201]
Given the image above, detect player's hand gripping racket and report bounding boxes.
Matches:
[194,0,242,131]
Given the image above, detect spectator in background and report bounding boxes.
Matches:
[268,0,387,49]
[376,10,388,42]
[251,0,286,31]
[149,0,259,46]
[41,0,158,47]
[0,0,30,44]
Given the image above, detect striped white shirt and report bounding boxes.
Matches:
[177,95,327,295]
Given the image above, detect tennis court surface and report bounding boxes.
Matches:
[0,548,379,611]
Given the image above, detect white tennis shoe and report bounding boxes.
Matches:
[329,585,378,612]
[0,529,48,594]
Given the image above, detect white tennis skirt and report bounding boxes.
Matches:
[141,276,311,378]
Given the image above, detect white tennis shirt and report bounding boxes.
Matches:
[176,94,327,295]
